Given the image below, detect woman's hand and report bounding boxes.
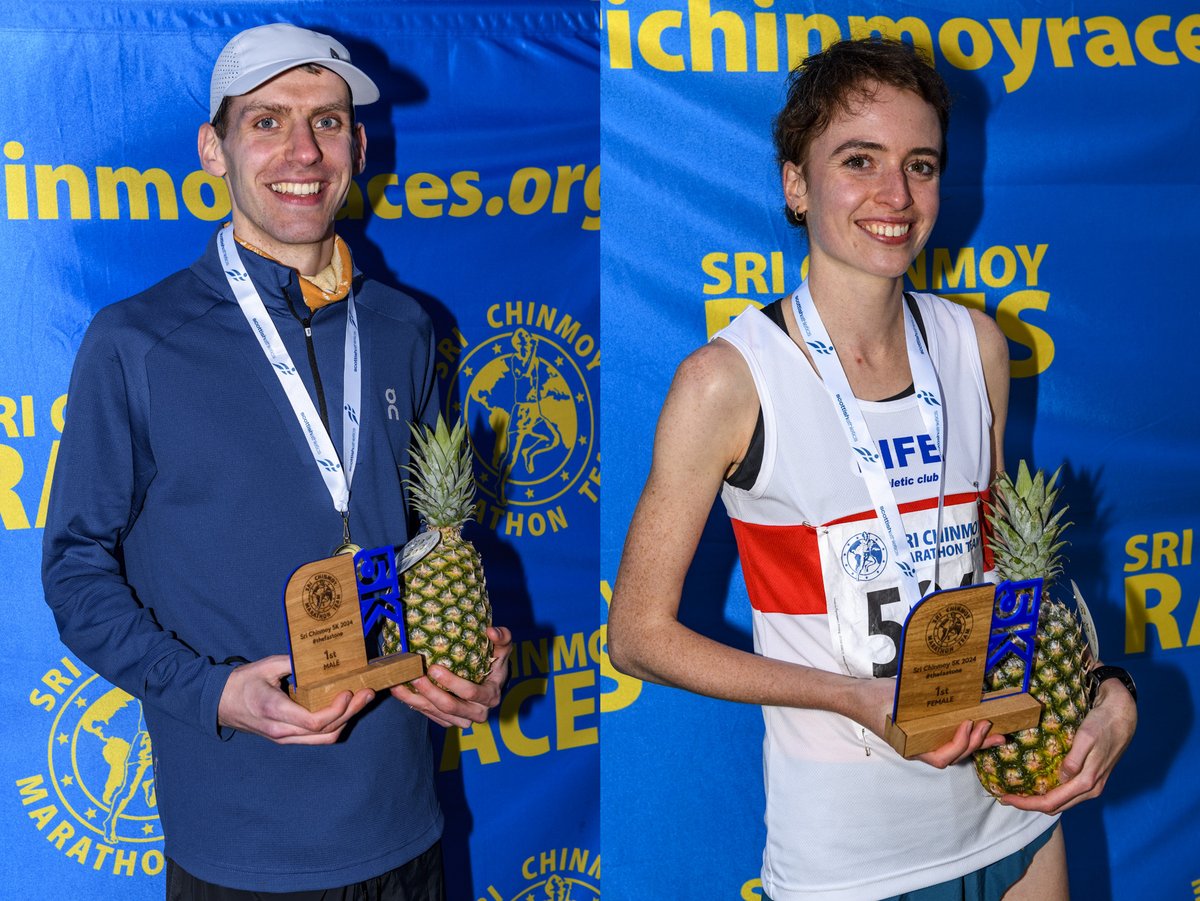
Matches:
[850,676,1005,767]
[998,678,1137,814]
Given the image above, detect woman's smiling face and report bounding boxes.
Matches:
[784,82,943,288]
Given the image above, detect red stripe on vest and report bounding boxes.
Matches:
[730,519,827,615]
[730,490,992,615]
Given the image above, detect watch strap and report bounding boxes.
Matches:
[1088,664,1137,705]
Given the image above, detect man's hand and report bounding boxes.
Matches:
[390,626,513,729]
[217,654,375,745]
[998,678,1137,814]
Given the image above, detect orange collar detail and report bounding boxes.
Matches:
[232,232,353,312]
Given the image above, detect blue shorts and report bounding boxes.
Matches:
[882,824,1058,901]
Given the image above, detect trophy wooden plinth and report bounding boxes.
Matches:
[290,652,424,711]
[883,583,1044,758]
[283,549,423,712]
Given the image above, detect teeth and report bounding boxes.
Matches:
[271,182,321,196]
[865,222,910,238]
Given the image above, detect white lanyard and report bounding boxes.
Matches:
[790,281,945,609]
[217,225,361,534]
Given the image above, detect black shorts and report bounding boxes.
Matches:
[165,841,444,901]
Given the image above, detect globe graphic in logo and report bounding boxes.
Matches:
[48,674,160,844]
[452,327,593,507]
[840,531,887,582]
[926,603,974,655]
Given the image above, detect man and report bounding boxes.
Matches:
[42,22,512,899]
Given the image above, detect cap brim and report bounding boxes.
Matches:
[213,58,380,120]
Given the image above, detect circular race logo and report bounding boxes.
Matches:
[302,572,342,621]
[520,873,600,901]
[840,531,887,582]
[480,853,601,901]
[925,603,974,655]
[449,326,594,508]
[48,674,161,845]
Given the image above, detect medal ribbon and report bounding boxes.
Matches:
[790,281,945,610]
[218,224,362,523]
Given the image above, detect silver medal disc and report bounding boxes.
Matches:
[396,530,441,573]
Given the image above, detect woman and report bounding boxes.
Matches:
[608,39,1135,901]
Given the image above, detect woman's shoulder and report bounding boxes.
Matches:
[966,306,1009,377]
[654,338,763,479]
[909,293,1007,360]
[672,337,758,412]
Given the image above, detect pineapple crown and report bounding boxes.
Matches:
[986,460,1072,589]
[403,414,477,529]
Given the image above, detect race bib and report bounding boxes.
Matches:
[820,499,986,678]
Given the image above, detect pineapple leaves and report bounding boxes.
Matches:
[986,462,1073,590]
[402,414,478,528]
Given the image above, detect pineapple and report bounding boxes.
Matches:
[973,462,1091,797]
[381,415,493,684]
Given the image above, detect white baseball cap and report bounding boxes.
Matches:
[209,23,380,121]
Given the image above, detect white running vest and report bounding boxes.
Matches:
[717,294,1053,901]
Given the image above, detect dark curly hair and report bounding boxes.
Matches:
[772,38,951,228]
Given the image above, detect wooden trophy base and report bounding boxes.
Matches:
[883,692,1042,758]
[290,651,425,711]
[283,548,427,712]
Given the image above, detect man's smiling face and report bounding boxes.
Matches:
[200,65,366,273]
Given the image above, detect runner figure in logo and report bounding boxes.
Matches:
[925,603,973,656]
[49,674,161,845]
[303,572,342,621]
[459,326,591,507]
[841,531,887,582]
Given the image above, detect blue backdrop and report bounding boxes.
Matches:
[601,2,1197,899]
[4,0,1196,897]
[0,3,599,899]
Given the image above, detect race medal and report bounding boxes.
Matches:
[397,530,440,573]
[790,282,947,671]
[219,224,364,561]
[332,510,360,558]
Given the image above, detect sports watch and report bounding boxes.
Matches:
[1087,665,1137,705]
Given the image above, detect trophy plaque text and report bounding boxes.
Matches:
[883,580,1044,758]
[283,545,423,711]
